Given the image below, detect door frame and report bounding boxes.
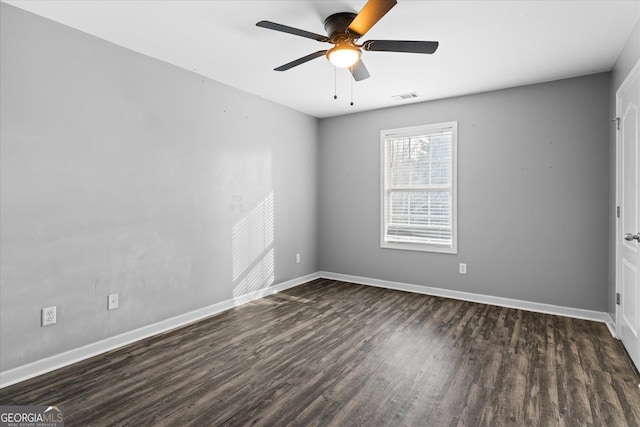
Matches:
[615,57,640,338]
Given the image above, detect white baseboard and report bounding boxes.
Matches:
[1,270,616,389]
[604,314,617,338]
[0,272,320,389]
[319,271,617,336]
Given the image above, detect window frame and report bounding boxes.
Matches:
[380,121,458,254]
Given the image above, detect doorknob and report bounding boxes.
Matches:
[624,232,640,242]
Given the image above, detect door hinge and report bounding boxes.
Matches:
[617,206,620,218]
[616,292,621,305]
[613,117,620,130]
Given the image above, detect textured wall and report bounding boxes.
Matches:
[0,4,318,371]
[319,74,611,311]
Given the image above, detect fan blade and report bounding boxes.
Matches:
[349,59,371,81]
[363,40,439,54]
[274,51,327,71]
[348,0,397,37]
[256,21,329,42]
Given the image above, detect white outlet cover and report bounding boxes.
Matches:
[459,263,467,274]
[41,306,56,326]
[108,293,119,310]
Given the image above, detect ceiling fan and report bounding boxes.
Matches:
[256,0,439,81]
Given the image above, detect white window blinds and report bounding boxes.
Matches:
[381,122,457,253]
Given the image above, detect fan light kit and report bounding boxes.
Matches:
[327,43,361,68]
[256,0,439,82]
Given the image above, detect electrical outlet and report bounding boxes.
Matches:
[42,306,56,326]
[296,253,301,263]
[459,263,467,275]
[108,293,119,310]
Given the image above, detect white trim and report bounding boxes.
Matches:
[604,313,617,339]
[0,272,320,389]
[1,270,616,389]
[615,56,640,338]
[319,271,616,334]
[380,121,458,255]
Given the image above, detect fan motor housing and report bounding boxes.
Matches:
[324,12,358,42]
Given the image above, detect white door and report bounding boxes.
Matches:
[617,58,640,370]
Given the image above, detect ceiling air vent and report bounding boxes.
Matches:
[392,92,420,101]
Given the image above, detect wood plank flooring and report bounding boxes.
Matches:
[1,279,639,426]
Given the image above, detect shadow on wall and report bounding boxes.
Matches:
[232,191,275,304]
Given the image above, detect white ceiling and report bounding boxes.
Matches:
[5,0,640,118]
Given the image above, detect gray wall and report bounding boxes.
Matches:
[1,1,629,374]
[609,17,640,317]
[318,73,611,311]
[0,4,318,371]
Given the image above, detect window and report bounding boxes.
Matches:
[381,122,457,253]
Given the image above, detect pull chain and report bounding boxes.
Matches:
[331,68,355,106]
[350,75,354,106]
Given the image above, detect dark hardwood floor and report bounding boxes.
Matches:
[1,279,639,426]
